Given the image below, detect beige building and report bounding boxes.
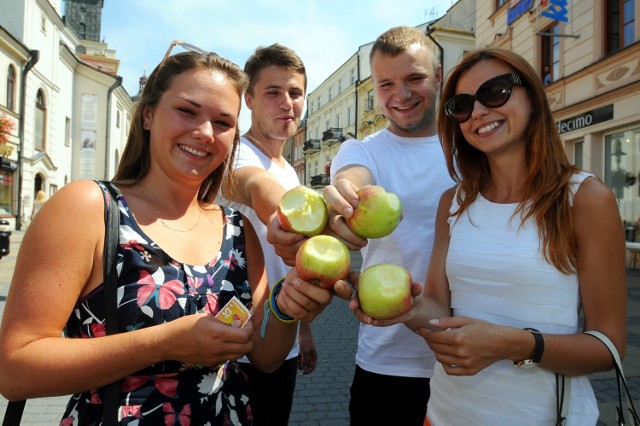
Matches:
[477,0,640,235]
[0,0,132,229]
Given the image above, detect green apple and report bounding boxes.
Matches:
[277,185,328,237]
[296,235,351,289]
[358,264,412,320]
[347,185,403,239]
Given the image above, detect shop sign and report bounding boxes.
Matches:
[0,157,18,171]
[556,104,613,135]
[507,0,534,26]
[541,0,569,23]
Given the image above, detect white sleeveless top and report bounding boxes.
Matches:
[427,172,599,425]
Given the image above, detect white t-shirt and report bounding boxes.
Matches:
[330,128,454,378]
[427,172,598,424]
[217,136,301,360]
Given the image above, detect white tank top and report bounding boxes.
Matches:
[427,172,599,425]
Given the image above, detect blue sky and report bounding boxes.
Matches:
[101,0,450,129]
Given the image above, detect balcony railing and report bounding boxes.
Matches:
[310,174,330,187]
[322,128,343,147]
[304,139,321,152]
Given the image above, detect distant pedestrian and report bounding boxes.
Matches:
[31,190,48,220]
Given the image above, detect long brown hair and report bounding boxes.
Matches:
[438,48,579,273]
[114,50,247,204]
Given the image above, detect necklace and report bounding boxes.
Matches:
[138,182,202,232]
[244,132,274,158]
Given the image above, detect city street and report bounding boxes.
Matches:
[0,229,638,425]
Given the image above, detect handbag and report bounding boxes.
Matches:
[556,330,640,426]
[2,182,121,426]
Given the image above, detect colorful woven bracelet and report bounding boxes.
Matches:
[270,277,296,323]
[259,277,297,337]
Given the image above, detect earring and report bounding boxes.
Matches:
[143,121,150,130]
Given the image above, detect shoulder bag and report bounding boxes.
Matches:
[2,182,121,426]
[556,330,640,426]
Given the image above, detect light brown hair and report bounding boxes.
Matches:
[114,51,247,204]
[244,43,307,95]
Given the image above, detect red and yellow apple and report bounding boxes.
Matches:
[347,185,403,239]
[296,235,351,289]
[277,185,328,237]
[357,264,412,320]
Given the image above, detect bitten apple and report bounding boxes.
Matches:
[347,185,403,239]
[277,186,328,237]
[358,264,412,320]
[296,235,351,289]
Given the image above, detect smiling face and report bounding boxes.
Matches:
[454,59,531,158]
[245,65,305,141]
[371,43,440,137]
[143,67,240,183]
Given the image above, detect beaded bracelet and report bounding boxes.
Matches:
[260,277,297,337]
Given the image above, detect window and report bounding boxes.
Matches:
[0,170,13,215]
[351,68,356,84]
[65,117,71,147]
[606,0,636,54]
[116,109,121,128]
[34,90,46,151]
[328,87,332,101]
[541,23,560,84]
[347,107,352,126]
[497,0,508,9]
[366,90,374,111]
[6,65,15,111]
[338,79,342,93]
[574,141,583,169]
[604,128,640,228]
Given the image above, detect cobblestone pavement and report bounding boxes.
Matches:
[0,230,638,425]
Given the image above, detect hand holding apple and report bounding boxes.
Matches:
[357,264,412,320]
[347,185,403,239]
[295,235,351,289]
[277,186,328,237]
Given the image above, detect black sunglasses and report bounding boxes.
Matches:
[444,73,524,123]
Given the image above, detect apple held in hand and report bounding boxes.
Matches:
[347,185,403,239]
[277,186,328,237]
[358,264,412,320]
[296,235,351,289]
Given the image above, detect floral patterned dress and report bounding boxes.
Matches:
[61,181,254,425]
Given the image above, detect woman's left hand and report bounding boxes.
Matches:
[417,316,508,376]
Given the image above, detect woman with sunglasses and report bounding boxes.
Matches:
[0,45,349,425]
[355,48,626,424]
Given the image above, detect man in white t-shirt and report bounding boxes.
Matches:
[322,26,454,425]
[217,43,316,426]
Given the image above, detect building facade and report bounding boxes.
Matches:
[479,0,639,236]
[0,0,131,229]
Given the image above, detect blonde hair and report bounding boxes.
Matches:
[35,190,48,203]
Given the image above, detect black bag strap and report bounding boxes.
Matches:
[2,400,25,426]
[2,182,121,426]
[102,182,121,426]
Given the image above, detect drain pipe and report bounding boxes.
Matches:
[16,49,40,231]
[104,75,122,179]
[426,25,444,95]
